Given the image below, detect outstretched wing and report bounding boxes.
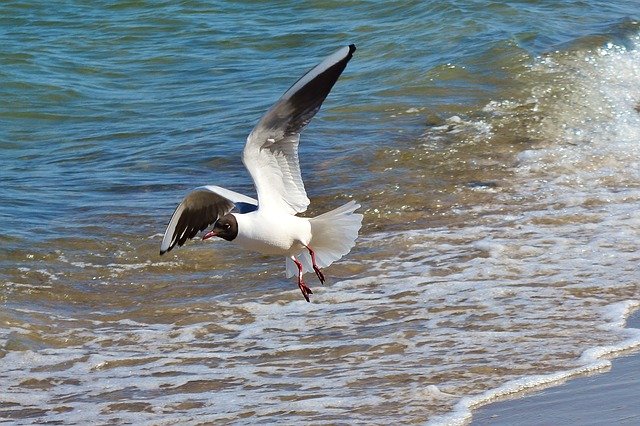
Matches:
[243,44,356,214]
[159,185,257,254]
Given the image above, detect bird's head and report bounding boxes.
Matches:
[203,214,238,242]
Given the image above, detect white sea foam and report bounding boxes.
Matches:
[3,27,640,426]
[429,300,640,425]
[422,31,640,425]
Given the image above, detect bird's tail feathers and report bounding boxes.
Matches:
[285,200,363,277]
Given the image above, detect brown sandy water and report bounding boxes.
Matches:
[3,3,640,424]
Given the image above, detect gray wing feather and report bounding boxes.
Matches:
[160,185,257,254]
[243,45,356,214]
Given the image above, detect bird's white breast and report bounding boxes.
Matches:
[233,210,312,256]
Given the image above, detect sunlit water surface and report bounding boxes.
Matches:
[2,1,640,424]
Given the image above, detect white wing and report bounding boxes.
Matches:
[243,44,356,214]
[160,185,257,254]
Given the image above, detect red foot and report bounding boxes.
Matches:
[307,246,325,285]
[298,280,313,302]
[292,256,313,302]
[313,265,325,285]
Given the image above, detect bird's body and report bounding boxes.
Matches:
[160,45,362,301]
[233,210,311,256]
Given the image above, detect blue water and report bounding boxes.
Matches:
[2,1,640,424]
[3,1,638,242]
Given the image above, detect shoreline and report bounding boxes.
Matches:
[469,309,640,425]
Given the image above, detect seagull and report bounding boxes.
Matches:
[160,45,362,302]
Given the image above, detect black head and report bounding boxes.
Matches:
[209,214,238,241]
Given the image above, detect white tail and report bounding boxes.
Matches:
[285,200,363,277]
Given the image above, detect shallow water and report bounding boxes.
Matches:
[2,1,640,424]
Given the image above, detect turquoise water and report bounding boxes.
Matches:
[2,1,639,240]
[2,1,640,424]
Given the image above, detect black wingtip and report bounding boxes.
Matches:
[348,44,356,54]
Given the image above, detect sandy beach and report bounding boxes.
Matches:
[472,312,640,425]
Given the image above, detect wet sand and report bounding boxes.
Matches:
[472,312,640,425]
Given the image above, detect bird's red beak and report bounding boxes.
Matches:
[202,230,218,240]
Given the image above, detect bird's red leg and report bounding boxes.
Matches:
[306,246,325,285]
[291,256,312,302]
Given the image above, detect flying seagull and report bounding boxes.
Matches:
[160,45,362,302]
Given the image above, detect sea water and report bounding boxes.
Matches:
[2,1,640,424]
